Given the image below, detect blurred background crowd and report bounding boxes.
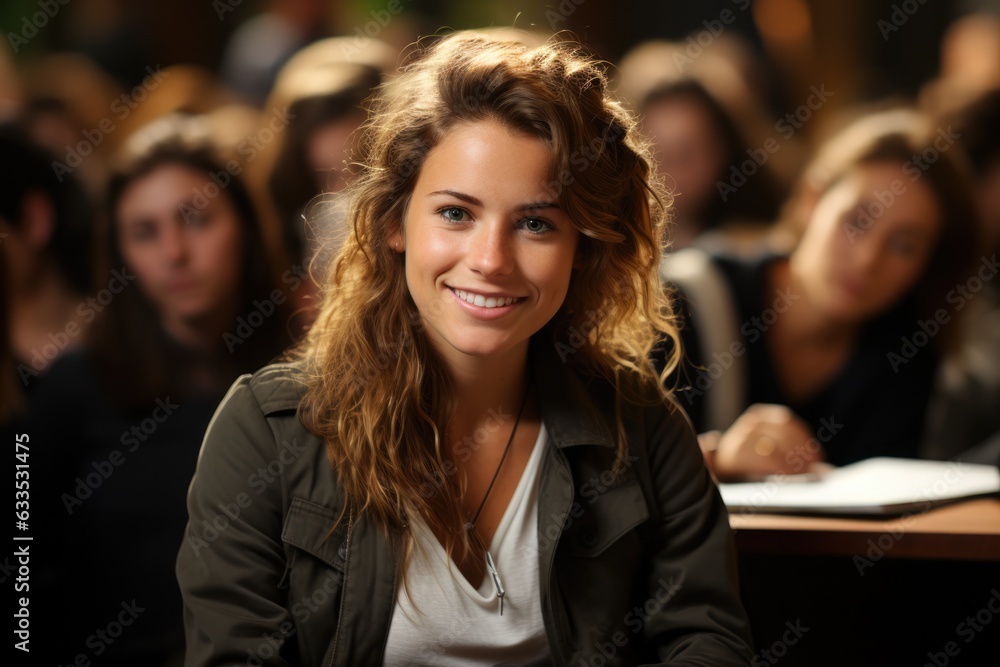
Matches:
[2,1,999,665]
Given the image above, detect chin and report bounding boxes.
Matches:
[435,330,527,361]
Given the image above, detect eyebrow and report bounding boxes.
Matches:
[427,190,560,211]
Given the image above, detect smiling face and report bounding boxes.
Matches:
[390,119,579,368]
[116,163,245,333]
[791,161,942,322]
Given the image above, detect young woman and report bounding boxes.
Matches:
[29,115,293,666]
[616,41,789,251]
[663,110,981,480]
[176,33,754,666]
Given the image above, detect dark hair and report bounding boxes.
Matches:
[0,121,94,293]
[267,69,382,262]
[0,251,23,423]
[92,118,294,409]
[948,89,1000,175]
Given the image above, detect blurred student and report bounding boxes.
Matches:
[28,115,293,666]
[246,36,394,317]
[0,123,94,411]
[20,53,125,197]
[921,89,1000,464]
[219,0,331,106]
[662,110,980,480]
[618,40,788,251]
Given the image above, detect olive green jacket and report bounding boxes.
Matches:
[176,345,754,666]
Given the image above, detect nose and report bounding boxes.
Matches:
[466,221,514,277]
[162,221,190,265]
[849,232,883,276]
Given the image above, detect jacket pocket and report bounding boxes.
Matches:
[560,478,649,559]
[280,498,348,666]
[282,497,348,570]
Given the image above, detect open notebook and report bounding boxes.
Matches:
[719,457,1000,516]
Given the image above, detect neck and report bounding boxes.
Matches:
[161,302,241,353]
[11,262,83,348]
[439,341,531,449]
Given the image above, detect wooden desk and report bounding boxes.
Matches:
[728,498,1000,561]
[729,499,1000,666]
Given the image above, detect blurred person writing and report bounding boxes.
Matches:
[662,110,980,480]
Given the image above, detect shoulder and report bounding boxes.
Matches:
[200,360,312,462]
[27,347,103,416]
[239,360,310,415]
[33,346,99,387]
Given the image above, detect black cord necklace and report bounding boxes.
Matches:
[463,384,531,616]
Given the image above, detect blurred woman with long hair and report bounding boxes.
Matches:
[664,110,981,480]
[30,115,295,666]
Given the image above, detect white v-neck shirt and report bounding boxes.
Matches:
[382,423,550,667]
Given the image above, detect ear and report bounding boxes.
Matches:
[388,226,405,253]
[21,191,56,251]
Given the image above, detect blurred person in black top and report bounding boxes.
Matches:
[28,114,296,666]
[920,88,1000,466]
[0,122,94,422]
[661,110,981,481]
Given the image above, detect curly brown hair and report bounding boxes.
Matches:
[291,32,680,573]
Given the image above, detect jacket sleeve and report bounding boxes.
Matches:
[637,398,755,666]
[175,375,295,667]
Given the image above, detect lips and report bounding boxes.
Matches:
[449,287,523,309]
[168,278,199,292]
[835,276,867,299]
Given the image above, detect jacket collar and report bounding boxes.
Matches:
[256,339,619,451]
[530,335,617,450]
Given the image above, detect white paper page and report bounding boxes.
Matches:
[720,457,1000,514]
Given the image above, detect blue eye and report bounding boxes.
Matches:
[519,218,554,235]
[438,207,470,223]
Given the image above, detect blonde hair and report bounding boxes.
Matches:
[292,32,679,571]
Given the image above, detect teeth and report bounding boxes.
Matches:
[453,289,519,308]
